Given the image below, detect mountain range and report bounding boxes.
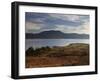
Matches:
[26,30,89,39]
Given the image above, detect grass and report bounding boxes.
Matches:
[25,43,89,68]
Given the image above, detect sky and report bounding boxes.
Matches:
[25,12,89,34]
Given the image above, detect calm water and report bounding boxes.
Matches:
[25,39,89,50]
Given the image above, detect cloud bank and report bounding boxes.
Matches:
[25,12,89,34]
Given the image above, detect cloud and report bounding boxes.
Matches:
[25,12,89,34]
[54,21,89,34]
[78,22,89,34]
[48,14,80,21]
[25,21,44,33]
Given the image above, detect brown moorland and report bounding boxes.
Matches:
[25,43,89,68]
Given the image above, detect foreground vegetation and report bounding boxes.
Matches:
[25,43,89,68]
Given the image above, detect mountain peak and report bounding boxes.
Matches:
[40,30,63,34]
[26,30,89,39]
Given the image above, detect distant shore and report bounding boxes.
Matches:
[25,43,89,68]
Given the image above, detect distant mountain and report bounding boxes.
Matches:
[26,30,89,39]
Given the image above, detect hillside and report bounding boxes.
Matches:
[26,30,89,39]
[25,43,89,68]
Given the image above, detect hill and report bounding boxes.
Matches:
[26,30,89,39]
[25,43,89,68]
